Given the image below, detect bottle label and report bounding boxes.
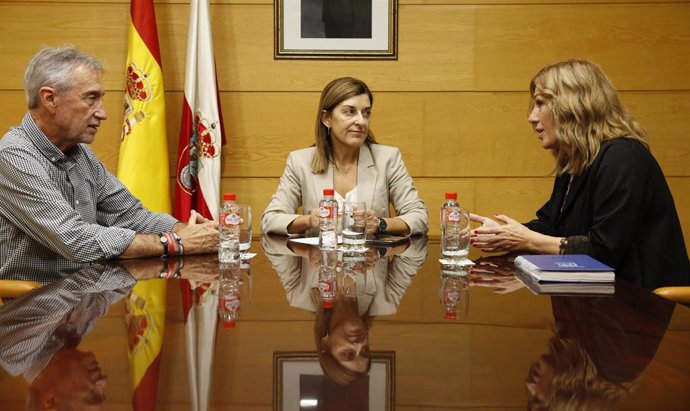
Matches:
[224,212,241,226]
[447,210,461,223]
[319,206,333,218]
[445,290,459,304]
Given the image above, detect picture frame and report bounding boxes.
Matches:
[274,0,398,60]
[273,351,395,410]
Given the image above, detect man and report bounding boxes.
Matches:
[0,46,218,277]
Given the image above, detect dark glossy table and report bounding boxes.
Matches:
[1,236,689,410]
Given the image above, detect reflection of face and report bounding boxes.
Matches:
[327,317,370,373]
[528,91,557,150]
[37,348,108,410]
[52,65,107,151]
[525,354,555,408]
[322,94,371,152]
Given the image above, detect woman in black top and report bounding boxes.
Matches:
[470,59,689,290]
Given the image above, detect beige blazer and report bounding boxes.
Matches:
[260,144,428,236]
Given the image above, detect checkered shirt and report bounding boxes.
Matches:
[0,113,177,280]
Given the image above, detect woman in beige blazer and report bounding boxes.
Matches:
[261,77,428,237]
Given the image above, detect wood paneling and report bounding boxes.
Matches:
[2,90,688,177]
[2,3,689,92]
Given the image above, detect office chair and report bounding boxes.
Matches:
[653,287,690,305]
[0,280,42,305]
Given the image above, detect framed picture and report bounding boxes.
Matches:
[275,0,398,60]
[273,351,395,410]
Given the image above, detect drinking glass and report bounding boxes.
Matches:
[342,202,367,252]
[237,204,252,252]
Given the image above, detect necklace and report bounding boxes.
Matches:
[335,163,356,175]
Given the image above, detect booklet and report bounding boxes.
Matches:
[514,254,615,283]
[515,270,615,295]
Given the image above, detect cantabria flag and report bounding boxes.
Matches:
[174,0,225,222]
[117,0,169,409]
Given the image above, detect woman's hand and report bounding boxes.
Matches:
[364,209,378,236]
[469,213,534,253]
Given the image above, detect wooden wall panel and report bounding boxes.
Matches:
[3,3,688,92]
[3,90,687,178]
[475,4,690,91]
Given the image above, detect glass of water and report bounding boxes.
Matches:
[237,204,252,252]
[342,202,367,253]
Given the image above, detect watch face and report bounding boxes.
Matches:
[378,218,387,233]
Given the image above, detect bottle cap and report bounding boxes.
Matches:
[444,310,457,320]
[445,192,457,200]
[323,188,334,196]
[223,193,237,201]
[223,319,237,329]
[321,299,335,308]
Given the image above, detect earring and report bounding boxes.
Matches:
[326,126,330,136]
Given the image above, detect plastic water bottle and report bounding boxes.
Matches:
[440,192,468,261]
[318,189,338,250]
[218,260,241,329]
[219,193,240,262]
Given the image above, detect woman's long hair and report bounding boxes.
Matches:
[311,77,377,174]
[529,60,649,175]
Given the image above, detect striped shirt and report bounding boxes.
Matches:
[0,263,136,381]
[0,113,177,279]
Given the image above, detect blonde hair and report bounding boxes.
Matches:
[530,60,648,175]
[311,77,377,174]
[528,332,635,411]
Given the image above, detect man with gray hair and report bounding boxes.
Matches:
[0,46,219,279]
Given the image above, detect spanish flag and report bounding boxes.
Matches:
[117,0,169,409]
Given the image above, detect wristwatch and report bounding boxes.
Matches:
[377,217,387,234]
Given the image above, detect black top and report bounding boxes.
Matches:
[525,138,690,290]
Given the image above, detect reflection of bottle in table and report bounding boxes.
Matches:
[439,264,470,320]
[318,250,338,308]
[218,261,241,329]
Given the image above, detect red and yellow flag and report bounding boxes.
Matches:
[117,0,168,409]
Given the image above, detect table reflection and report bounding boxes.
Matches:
[526,282,675,410]
[0,262,135,409]
[0,240,687,410]
[261,234,427,388]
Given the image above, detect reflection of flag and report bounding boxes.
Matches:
[174,0,225,222]
[180,279,219,411]
[125,279,167,410]
[117,0,169,409]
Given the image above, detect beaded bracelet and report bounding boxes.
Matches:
[559,237,568,255]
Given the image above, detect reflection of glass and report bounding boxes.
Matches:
[439,263,470,320]
[441,206,471,262]
[237,204,252,252]
[341,253,366,297]
[342,201,367,253]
